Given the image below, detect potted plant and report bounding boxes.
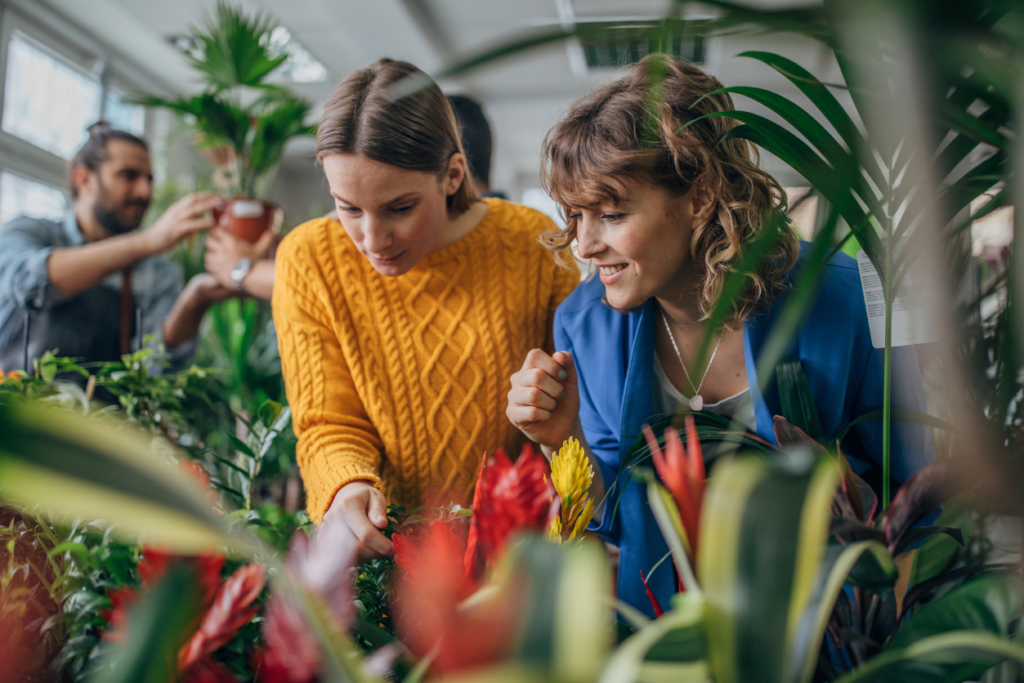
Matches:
[141,2,316,242]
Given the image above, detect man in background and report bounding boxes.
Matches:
[0,122,236,373]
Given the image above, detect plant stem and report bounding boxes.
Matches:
[883,216,893,510]
[881,156,897,511]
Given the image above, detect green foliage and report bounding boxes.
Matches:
[139,2,315,197]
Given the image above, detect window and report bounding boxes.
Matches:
[266,27,327,84]
[0,172,67,226]
[104,89,146,136]
[2,31,102,159]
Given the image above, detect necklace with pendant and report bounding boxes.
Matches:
[659,306,723,412]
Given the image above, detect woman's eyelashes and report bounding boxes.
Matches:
[390,203,415,214]
[601,213,626,222]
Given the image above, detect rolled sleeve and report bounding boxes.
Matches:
[0,219,74,312]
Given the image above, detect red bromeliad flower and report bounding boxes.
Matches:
[103,549,225,641]
[464,445,557,571]
[393,520,515,675]
[179,563,266,672]
[644,415,706,563]
[104,549,264,682]
[256,521,360,683]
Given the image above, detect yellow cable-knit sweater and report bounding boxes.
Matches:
[273,198,579,523]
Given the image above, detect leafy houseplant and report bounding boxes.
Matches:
[142,2,316,242]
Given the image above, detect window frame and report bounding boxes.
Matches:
[0,1,161,204]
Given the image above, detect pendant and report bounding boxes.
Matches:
[690,395,704,411]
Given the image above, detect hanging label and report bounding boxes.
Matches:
[857,249,940,348]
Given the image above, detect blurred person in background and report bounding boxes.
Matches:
[447,94,506,199]
[273,58,578,562]
[0,122,237,373]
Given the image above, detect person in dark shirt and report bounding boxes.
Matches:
[447,94,506,199]
[0,122,237,372]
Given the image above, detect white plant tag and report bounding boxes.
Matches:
[232,200,264,218]
[857,249,940,348]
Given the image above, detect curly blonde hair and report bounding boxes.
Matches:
[540,54,799,326]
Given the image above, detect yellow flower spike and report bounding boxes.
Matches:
[550,437,593,504]
[567,497,596,542]
[548,515,563,543]
[549,437,596,543]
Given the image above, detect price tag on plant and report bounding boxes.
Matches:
[857,248,940,348]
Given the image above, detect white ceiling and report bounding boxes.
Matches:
[33,0,836,196]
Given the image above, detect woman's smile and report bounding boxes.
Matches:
[597,263,628,284]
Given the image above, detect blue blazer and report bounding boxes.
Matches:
[553,243,934,617]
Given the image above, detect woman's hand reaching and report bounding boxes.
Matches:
[322,481,393,563]
[507,349,580,450]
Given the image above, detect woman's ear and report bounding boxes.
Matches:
[692,185,715,221]
[444,153,468,196]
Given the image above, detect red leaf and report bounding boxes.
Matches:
[646,419,706,563]
[256,597,321,683]
[181,656,239,683]
[394,520,514,674]
[179,564,266,671]
[639,569,664,617]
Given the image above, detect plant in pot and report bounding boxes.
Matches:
[141,1,316,243]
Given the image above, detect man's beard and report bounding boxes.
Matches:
[92,179,149,236]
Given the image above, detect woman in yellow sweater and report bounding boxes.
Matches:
[273,58,578,561]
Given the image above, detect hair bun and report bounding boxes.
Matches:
[87,121,113,136]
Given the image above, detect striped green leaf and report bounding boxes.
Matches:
[700,453,838,683]
[786,541,896,683]
[0,400,251,556]
[833,630,1024,683]
[600,595,708,683]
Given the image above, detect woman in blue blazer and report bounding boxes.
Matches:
[506,55,933,617]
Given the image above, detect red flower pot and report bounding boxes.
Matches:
[213,198,280,243]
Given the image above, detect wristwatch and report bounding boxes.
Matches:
[230,258,252,293]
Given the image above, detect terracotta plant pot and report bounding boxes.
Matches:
[213,198,281,243]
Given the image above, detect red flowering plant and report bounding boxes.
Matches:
[387,443,567,677]
[463,444,557,578]
[103,549,266,682]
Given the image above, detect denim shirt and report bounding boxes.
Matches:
[554,242,935,617]
[0,212,194,370]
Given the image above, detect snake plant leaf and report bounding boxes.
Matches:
[0,400,249,556]
[833,630,1024,683]
[786,541,896,683]
[89,565,205,683]
[700,453,837,683]
[488,536,611,683]
[599,595,708,683]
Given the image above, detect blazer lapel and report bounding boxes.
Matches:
[618,299,656,462]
